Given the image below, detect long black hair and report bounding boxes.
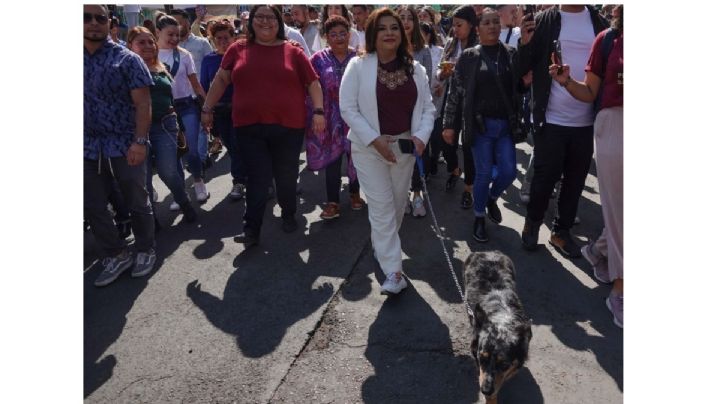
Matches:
[442,5,479,62]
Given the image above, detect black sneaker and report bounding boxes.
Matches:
[234,229,259,246]
[460,191,473,209]
[473,217,488,243]
[549,229,582,258]
[180,201,197,223]
[446,171,461,192]
[486,197,502,224]
[521,218,541,251]
[282,216,298,233]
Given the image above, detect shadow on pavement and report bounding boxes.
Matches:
[185,172,371,357]
[361,267,480,403]
[84,254,158,397]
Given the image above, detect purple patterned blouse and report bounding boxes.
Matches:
[305,48,357,182]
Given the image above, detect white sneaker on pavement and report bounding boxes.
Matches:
[380,272,408,295]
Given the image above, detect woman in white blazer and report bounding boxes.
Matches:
[339,7,435,295]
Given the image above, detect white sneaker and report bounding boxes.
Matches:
[170,201,180,211]
[412,194,426,217]
[194,181,209,203]
[380,272,408,295]
[230,183,245,200]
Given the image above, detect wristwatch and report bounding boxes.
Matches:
[134,137,149,146]
[313,108,324,115]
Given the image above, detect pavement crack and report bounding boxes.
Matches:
[267,238,371,403]
[116,374,174,397]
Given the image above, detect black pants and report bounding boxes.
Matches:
[235,124,304,235]
[325,154,359,203]
[443,130,475,186]
[526,123,594,231]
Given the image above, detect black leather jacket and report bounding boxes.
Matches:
[516,5,608,132]
[442,43,522,147]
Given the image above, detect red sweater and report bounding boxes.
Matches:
[221,41,319,129]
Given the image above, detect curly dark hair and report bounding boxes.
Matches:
[324,15,350,34]
[321,5,352,36]
[364,7,414,76]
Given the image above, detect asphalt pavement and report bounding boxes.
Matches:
[84,142,622,403]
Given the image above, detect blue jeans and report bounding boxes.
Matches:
[471,118,517,217]
[214,107,247,184]
[175,97,205,180]
[146,114,190,206]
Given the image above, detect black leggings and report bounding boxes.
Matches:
[443,131,475,186]
[325,154,359,203]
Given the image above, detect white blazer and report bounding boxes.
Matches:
[339,53,436,147]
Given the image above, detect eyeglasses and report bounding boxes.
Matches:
[84,13,109,24]
[254,14,277,22]
[328,32,348,40]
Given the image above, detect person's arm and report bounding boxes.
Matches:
[128,86,151,166]
[516,11,537,78]
[188,73,207,99]
[549,64,601,103]
[307,80,325,134]
[339,58,380,147]
[200,68,231,130]
[441,52,466,145]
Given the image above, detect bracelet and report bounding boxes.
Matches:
[561,79,571,88]
[313,108,324,115]
[201,105,213,114]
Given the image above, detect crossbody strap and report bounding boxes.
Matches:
[163,48,181,78]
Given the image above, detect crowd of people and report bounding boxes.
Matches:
[85,4,623,327]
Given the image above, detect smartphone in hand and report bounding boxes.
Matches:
[398,138,415,155]
[552,40,564,75]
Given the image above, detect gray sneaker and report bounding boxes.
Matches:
[581,243,611,284]
[95,251,133,287]
[132,248,157,278]
[412,194,426,217]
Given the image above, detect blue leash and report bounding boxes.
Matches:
[414,153,474,319]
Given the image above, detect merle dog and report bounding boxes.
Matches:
[464,251,532,404]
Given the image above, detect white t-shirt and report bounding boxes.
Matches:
[158,48,197,99]
[545,8,596,127]
[356,30,365,52]
[285,26,311,57]
[179,34,213,78]
[500,27,521,49]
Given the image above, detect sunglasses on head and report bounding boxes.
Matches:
[84,13,109,24]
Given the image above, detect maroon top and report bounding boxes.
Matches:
[376,59,417,135]
[586,30,623,110]
[221,40,319,129]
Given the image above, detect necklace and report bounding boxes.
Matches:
[377,64,408,90]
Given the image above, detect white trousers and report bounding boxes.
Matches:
[594,107,623,281]
[351,134,415,276]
